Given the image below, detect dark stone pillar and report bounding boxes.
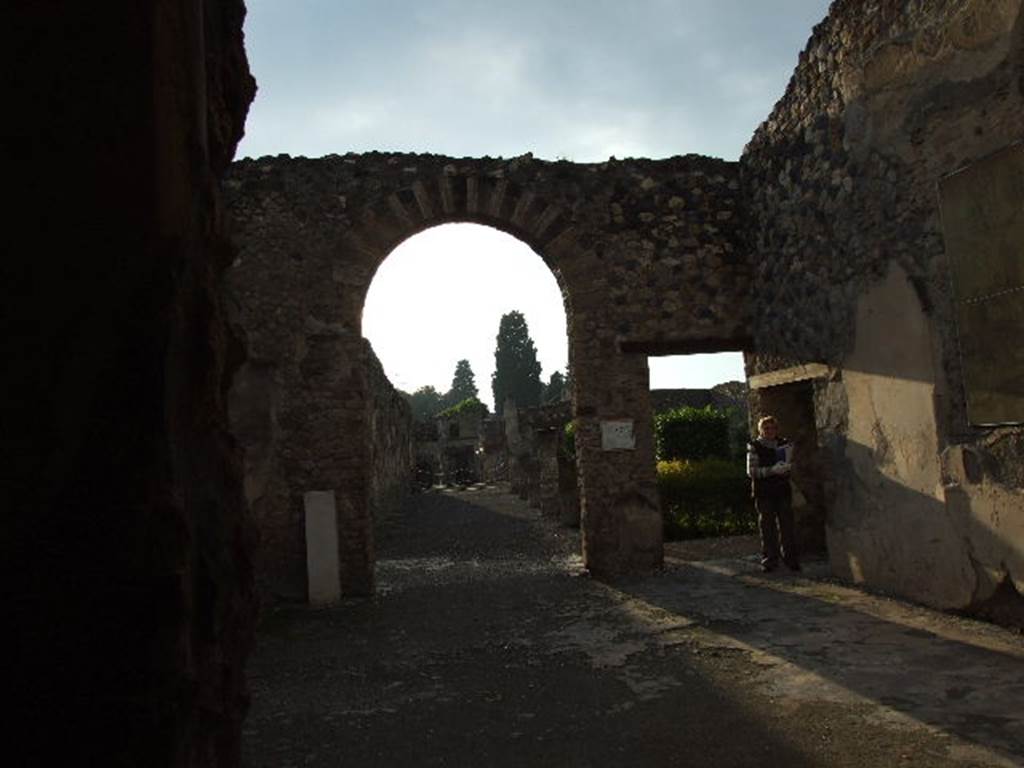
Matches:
[7,2,256,765]
[575,353,663,578]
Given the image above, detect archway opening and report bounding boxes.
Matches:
[363,223,568,413]
[363,223,569,493]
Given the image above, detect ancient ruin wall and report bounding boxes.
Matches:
[367,347,415,535]
[9,1,257,765]
[741,0,1023,611]
[224,152,749,346]
[224,152,751,587]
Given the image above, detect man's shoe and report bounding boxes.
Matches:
[786,561,802,572]
[761,561,778,573]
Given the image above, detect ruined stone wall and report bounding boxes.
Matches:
[478,417,508,482]
[512,402,574,519]
[225,152,748,346]
[8,2,256,765]
[368,348,414,534]
[742,0,1023,613]
[227,266,410,598]
[225,152,751,581]
[227,326,376,598]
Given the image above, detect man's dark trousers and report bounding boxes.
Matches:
[756,491,798,569]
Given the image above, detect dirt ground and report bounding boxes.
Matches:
[243,484,1024,767]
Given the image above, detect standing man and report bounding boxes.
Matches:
[747,415,800,573]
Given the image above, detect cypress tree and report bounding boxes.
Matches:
[447,359,478,405]
[491,310,542,415]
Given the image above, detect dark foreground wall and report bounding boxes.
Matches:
[7,3,256,765]
[743,0,1023,614]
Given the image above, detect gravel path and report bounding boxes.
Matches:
[243,485,1024,768]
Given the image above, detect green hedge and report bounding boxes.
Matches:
[657,458,756,540]
[654,405,730,461]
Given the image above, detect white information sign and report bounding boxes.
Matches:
[601,420,636,450]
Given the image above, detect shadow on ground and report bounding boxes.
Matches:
[243,485,1024,768]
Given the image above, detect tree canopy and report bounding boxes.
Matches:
[404,361,481,420]
[405,385,445,420]
[491,310,542,415]
[446,359,478,406]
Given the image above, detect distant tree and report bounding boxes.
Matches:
[446,359,478,406]
[491,310,542,416]
[406,385,445,420]
[543,370,566,403]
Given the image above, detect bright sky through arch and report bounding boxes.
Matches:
[362,224,568,411]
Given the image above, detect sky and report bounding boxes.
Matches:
[362,224,566,403]
[238,0,834,409]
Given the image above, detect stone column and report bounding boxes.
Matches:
[536,427,562,518]
[575,352,663,578]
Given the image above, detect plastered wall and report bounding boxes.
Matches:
[743,0,1023,613]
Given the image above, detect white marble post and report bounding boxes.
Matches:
[304,490,342,605]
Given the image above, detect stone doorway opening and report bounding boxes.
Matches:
[645,352,752,546]
[749,379,828,559]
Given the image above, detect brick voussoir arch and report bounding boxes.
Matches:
[340,173,577,331]
[349,174,571,265]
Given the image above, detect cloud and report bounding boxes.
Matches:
[422,36,534,107]
[311,98,397,140]
[238,0,832,162]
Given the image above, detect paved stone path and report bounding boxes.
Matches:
[243,485,1024,767]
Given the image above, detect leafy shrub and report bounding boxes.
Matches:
[437,397,489,419]
[657,458,755,540]
[722,405,752,461]
[562,421,576,459]
[654,405,729,461]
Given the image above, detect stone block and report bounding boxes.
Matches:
[304,490,341,605]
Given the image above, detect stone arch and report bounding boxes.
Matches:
[335,174,578,338]
[224,151,751,599]
[324,182,590,596]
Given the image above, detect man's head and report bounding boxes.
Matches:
[757,415,779,439]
